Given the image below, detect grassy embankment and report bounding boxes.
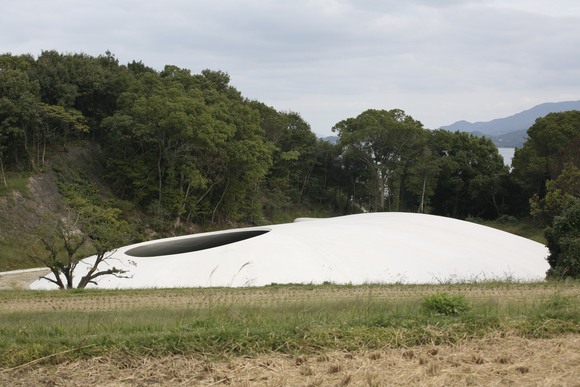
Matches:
[474,217,546,244]
[0,282,578,369]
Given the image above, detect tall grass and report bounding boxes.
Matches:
[0,172,31,196]
[0,282,578,368]
[471,217,546,244]
[0,242,32,271]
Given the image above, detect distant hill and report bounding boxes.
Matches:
[320,101,580,148]
[321,136,338,144]
[440,100,580,147]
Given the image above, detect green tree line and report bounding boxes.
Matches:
[1,51,578,277]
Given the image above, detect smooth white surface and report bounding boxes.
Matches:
[30,213,550,289]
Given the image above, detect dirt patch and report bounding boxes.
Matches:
[0,171,63,239]
[0,269,50,290]
[2,334,579,386]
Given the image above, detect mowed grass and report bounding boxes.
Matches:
[0,282,578,369]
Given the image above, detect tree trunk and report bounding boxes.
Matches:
[377,171,385,212]
[298,162,315,205]
[157,143,163,218]
[0,157,6,187]
[212,179,229,223]
[419,173,427,213]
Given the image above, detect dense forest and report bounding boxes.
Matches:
[1,51,578,277]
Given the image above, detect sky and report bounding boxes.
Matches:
[2,0,580,137]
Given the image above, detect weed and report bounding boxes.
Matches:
[422,293,471,316]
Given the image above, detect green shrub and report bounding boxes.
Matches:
[545,197,580,279]
[422,293,471,316]
[497,215,518,223]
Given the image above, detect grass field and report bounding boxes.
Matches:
[1,282,579,385]
[472,217,546,244]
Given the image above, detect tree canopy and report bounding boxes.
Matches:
[511,111,580,212]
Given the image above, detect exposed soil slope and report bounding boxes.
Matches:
[0,145,107,271]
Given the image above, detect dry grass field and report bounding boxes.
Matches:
[2,334,579,386]
[1,334,579,386]
[1,271,579,386]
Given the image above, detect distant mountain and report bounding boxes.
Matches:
[320,101,580,148]
[321,135,338,144]
[440,100,580,147]
[489,130,528,148]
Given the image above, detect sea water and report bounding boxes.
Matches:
[498,147,515,168]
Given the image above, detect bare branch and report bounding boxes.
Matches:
[30,208,134,289]
[39,276,62,287]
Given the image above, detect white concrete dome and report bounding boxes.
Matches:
[30,213,550,289]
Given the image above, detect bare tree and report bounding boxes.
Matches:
[29,210,132,289]
[75,249,130,288]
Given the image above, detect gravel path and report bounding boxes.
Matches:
[0,268,50,290]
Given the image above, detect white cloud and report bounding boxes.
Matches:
[1,0,579,135]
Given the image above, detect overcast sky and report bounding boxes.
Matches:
[2,0,580,136]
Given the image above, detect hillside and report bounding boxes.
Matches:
[0,145,122,271]
[440,100,580,147]
[0,169,64,271]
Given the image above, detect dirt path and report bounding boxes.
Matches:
[0,268,49,290]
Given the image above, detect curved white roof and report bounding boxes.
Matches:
[30,213,550,289]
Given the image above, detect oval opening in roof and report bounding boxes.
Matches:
[125,229,270,257]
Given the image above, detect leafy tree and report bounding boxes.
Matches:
[81,52,131,137]
[306,139,350,212]
[206,96,274,223]
[103,67,273,227]
[38,103,90,160]
[333,109,425,212]
[127,60,157,76]
[30,50,79,108]
[428,130,507,219]
[253,105,346,219]
[103,71,209,224]
[199,69,233,93]
[339,142,376,213]
[530,163,580,225]
[0,53,35,72]
[545,197,580,279]
[263,111,318,204]
[406,144,440,213]
[0,66,42,169]
[511,111,580,216]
